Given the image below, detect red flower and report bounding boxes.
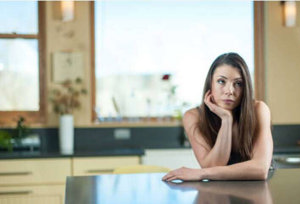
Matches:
[162,74,170,80]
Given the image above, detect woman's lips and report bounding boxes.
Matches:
[223,99,234,104]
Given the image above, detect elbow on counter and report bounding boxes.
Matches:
[257,165,270,180]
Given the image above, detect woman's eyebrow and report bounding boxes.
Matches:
[217,75,242,80]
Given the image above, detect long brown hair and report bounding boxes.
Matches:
[198,53,256,161]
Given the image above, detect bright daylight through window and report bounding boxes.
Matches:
[95,0,253,121]
[0,1,39,111]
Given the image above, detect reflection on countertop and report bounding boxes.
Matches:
[65,169,300,204]
[166,175,273,204]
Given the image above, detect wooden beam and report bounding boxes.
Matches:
[254,1,265,101]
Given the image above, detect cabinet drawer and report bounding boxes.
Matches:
[0,185,65,204]
[0,159,71,185]
[72,156,140,176]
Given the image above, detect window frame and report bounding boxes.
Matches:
[254,1,265,101]
[91,1,265,123]
[0,1,46,126]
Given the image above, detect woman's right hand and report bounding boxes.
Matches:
[204,90,232,120]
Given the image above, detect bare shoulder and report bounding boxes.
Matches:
[183,107,210,151]
[254,100,271,117]
[183,108,200,127]
[254,100,271,128]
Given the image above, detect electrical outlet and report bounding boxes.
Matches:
[114,129,131,140]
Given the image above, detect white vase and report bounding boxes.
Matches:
[59,114,74,154]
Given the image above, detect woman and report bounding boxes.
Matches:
[162,53,273,181]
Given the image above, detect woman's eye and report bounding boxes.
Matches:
[235,81,243,87]
[217,79,225,84]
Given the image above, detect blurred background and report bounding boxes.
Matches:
[2,1,298,126]
[1,1,300,203]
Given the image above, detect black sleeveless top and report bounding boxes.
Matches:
[196,106,243,165]
[196,106,275,169]
[227,151,243,165]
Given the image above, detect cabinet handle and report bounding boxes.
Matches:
[86,169,114,173]
[0,171,32,176]
[0,190,32,195]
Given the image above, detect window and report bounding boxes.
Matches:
[93,1,258,121]
[0,1,45,125]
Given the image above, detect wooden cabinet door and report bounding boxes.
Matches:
[0,185,65,204]
[0,158,71,185]
[72,156,140,176]
[0,195,60,204]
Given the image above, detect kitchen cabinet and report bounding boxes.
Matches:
[72,156,140,176]
[0,155,141,203]
[0,185,65,204]
[0,159,71,185]
[0,158,71,204]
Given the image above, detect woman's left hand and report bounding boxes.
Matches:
[162,167,203,181]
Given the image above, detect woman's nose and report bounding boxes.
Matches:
[225,84,234,95]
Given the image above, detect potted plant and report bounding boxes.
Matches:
[0,117,33,152]
[49,78,87,154]
[0,131,13,151]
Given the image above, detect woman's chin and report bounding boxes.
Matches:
[215,101,238,111]
[224,107,233,111]
[219,104,235,111]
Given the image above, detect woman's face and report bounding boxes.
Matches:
[211,64,243,111]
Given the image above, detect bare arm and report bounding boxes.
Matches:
[203,101,273,180]
[163,101,273,181]
[184,109,233,168]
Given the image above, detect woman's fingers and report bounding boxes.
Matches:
[163,167,202,181]
[162,172,173,181]
[204,90,210,99]
[205,95,217,112]
[204,91,213,110]
[204,91,227,116]
[163,173,180,182]
[162,169,180,181]
[166,175,178,182]
[204,90,210,103]
[162,174,168,180]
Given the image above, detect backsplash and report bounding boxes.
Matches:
[0,126,186,153]
[272,125,300,147]
[1,124,300,153]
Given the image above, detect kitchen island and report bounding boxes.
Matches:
[65,168,299,204]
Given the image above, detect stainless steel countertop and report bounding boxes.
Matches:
[65,168,300,204]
